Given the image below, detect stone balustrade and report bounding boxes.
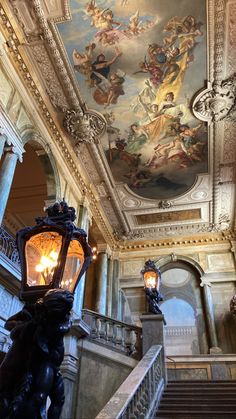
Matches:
[96,345,165,419]
[82,309,142,360]
[165,325,195,337]
[0,226,20,268]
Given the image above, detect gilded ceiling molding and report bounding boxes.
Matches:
[64,109,106,145]
[0,4,117,247]
[116,230,235,252]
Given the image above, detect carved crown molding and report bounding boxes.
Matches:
[64,109,106,145]
[193,73,236,122]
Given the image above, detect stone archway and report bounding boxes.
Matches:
[3,133,61,232]
[157,255,219,354]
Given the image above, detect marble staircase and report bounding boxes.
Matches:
[155,380,236,418]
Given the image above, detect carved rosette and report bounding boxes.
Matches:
[193,73,236,122]
[63,109,106,145]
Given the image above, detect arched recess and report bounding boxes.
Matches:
[156,254,212,355]
[22,131,61,201]
[3,131,61,233]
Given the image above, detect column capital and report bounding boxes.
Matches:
[4,145,23,162]
[0,111,24,160]
[97,243,112,256]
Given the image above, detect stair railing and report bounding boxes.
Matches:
[96,345,165,419]
[82,309,142,360]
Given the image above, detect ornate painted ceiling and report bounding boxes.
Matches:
[1,0,236,245]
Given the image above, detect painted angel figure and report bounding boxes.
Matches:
[72,43,96,86]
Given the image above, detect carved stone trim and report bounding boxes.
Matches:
[63,109,106,145]
[31,0,80,109]
[30,43,69,111]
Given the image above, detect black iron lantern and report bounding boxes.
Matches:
[0,201,93,419]
[141,259,163,314]
[16,200,92,301]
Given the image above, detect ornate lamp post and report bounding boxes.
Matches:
[141,259,163,314]
[0,201,92,419]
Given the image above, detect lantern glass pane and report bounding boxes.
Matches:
[144,271,158,289]
[25,231,63,286]
[60,240,84,291]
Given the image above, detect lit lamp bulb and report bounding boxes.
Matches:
[144,271,158,289]
[35,251,59,284]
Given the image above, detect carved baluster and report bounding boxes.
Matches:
[98,318,106,340]
[133,329,142,359]
[90,315,99,338]
[114,324,123,347]
[126,398,137,419]
[124,327,134,356]
[106,320,114,343]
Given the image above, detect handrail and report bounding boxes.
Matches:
[0,226,20,268]
[96,345,165,419]
[82,309,142,360]
[82,309,142,332]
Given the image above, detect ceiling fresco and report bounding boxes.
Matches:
[58,0,207,200]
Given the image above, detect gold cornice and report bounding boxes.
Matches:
[0,3,117,247]
[116,230,235,252]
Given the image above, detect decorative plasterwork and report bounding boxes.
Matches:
[64,109,106,145]
[2,0,236,247]
[193,74,236,123]
[0,4,117,247]
[30,43,69,111]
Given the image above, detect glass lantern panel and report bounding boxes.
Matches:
[60,240,84,292]
[144,271,158,289]
[25,231,63,286]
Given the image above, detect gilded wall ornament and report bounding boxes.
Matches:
[193,73,236,122]
[63,109,106,145]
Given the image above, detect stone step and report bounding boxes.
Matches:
[155,413,236,419]
[159,402,236,411]
[161,396,236,402]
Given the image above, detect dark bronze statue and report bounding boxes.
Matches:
[0,289,74,419]
[145,287,163,314]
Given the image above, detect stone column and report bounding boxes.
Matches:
[73,202,91,317]
[0,146,19,225]
[111,258,119,319]
[201,279,220,351]
[95,244,110,315]
[0,130,6,159]
[106,257,113,317]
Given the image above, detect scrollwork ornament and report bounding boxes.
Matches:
[113,228,145,241]
[193,73,236,122]
[63,109,106,145]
